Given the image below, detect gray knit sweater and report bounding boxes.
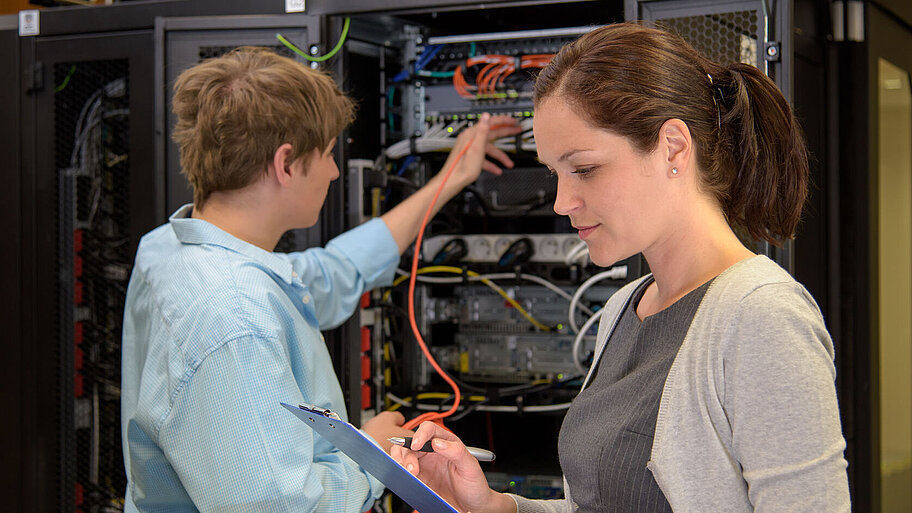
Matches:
[509,256,850,512]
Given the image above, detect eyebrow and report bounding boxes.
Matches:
[536,148,592,166]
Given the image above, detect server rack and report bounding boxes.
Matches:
[0,13,24,513]
[13,3,317,512]
[18,29,157,512]
[8,1,852,511]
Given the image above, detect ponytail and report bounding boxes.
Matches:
[717,63,808,245]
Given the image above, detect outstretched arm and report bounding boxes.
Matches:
[382,113,521,254]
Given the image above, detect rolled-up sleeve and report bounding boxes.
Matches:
[281,218,400,329]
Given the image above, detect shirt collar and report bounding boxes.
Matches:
[168,204,295,284]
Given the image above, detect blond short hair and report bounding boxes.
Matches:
[171,46,356,207]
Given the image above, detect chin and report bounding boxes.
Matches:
[587,246,631,268]
[589,254,619,268]
[299,214,320,229]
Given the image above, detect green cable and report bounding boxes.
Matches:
[418,70,455,78]
[276,17,350,63]
[55,65,77,93]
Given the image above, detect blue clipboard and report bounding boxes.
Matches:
[280,402,459,513]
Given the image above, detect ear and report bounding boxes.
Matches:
[270,143,296,187]
[658,119,692,177]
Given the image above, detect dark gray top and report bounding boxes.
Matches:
[558,276,712,512]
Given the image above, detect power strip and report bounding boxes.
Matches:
[422,233,584,264]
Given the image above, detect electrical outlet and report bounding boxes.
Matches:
[424,234,583,264]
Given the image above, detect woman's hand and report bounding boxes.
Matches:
[389,421,517,513]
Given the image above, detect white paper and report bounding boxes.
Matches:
[285,0,306,13]
[19,10,39,37]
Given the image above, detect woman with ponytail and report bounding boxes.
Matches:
[391,23,850,512]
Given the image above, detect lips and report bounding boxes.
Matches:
[574,224,599,240]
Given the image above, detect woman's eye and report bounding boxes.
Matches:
[573,167,594,175]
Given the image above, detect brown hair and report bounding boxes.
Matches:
[171,46,356,207]
[533,23,808,245]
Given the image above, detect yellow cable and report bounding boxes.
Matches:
[383,266,551,331]
[371,188,382,217]
[387,392,488,412]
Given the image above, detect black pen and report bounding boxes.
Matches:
[388,436,496,462]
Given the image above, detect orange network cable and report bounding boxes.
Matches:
[400,120,515,431]
[401,141,472,430]
[452,54,555,98]
[453,65,473,98]
[475,62,500,96]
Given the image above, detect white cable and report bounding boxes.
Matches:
[74,89,103,143]
[385,137,454,159]
[385,119,535,159]
[568,266,627,333]
[386,392,571,413]
[73,109,130,170]
[571,308,602,375]
[423,121,444,138]
[386,137,537,159]
[71,96,103,168]
[563,240,589,265]
[473,403,571,413]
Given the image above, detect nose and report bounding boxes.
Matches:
[552,174,581,217]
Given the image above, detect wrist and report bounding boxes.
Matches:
[483,490,517,513]
[426,171,467,203]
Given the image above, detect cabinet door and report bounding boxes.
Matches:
[19,30,156,513]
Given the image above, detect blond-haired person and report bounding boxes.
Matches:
[121,47,518,512]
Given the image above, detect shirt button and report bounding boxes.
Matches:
[302,295,310,304]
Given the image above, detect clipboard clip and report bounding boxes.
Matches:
[299,403,342,421]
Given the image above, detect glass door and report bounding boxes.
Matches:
[870,3,912,512]
[877,54,912,513]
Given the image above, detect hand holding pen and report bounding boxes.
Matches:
[389,436,496,461]
[389,421,517,513]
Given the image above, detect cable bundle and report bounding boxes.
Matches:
[385,117,535,160]
[69,79,129,228]
[453,54,554,99]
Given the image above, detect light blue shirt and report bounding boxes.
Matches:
[121,205,399,512]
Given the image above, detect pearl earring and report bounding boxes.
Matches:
[671,167,678,175]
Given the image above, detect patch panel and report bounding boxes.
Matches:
[431,283,617,329]
[431,333,597,382]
